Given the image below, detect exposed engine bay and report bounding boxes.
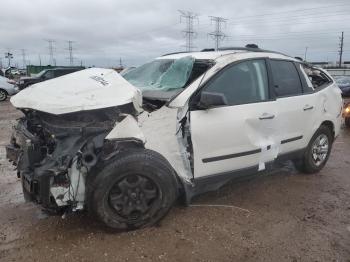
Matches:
[6,104,141,212]
[5,67,199,216]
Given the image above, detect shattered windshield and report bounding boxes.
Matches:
[122,56,194,91]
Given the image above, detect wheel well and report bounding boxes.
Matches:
[320,120,335,138]
[0,88,8,95]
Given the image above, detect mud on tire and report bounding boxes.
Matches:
[0,89,7,102]
[294,125,333,174]
[87,149,178,230]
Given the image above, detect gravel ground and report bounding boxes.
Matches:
[0,100,349,262]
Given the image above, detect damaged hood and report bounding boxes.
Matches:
[11,68,143,115]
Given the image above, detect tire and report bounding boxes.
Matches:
[21,176,32,202]
[87,149,178,230]
[0,89,7,102]
[294,125,333,174]
[345,117,350,128]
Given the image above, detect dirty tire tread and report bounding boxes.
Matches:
[87,148,178,230]
[294,125,333,174]
[0,89,7,102]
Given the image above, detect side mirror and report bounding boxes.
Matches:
[198,91,228,109]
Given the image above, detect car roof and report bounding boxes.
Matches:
[157,48,298,62]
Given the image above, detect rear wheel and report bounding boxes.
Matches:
[294,125,333,174]
[0,89,7,101]
[88,149,178,230]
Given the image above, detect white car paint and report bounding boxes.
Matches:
[105,115,145,142]
[190,100,279,177]
[168,51,341,178]
[0,76,18,96]
[10,50,343,206]
[10,68,143,115]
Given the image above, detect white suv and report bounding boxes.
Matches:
[7,47,343,230]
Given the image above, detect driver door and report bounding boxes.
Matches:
[189,59,279,178]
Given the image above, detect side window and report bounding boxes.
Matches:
[301,64,332,90]
[202,59,269,106]
[54,70,67,77]
[43,70,54,79]
[270,60,303,97]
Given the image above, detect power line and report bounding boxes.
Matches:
[45,39,55,66]
[208,16,227,51]
[229,3,350,21]
[339,31,344,66]
[67,40,74,66]
[178,10,198,51]
[21,49,26,69]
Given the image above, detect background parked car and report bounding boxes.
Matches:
[17,67,84,89]
[3,67,20,79]
[335,76,350,97]
[0,76,19,101]
[343,102,350,128]
[119,66,136,75]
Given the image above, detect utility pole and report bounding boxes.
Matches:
[304,47,308,61]
[67,40,74,66]
[4,50,13,67]
[45,39,55,65]
[21,49,27,69]
[208,16,227,51]
[38,54,42,66]
[178,10,198,52]
[338,31,344,67]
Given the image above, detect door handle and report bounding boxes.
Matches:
[259,113,275,120]
[303,105,314,111]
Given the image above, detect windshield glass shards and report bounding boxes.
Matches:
[122,56,194,91]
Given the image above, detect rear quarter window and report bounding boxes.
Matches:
[301,64,332,90]
[270,60,303,97]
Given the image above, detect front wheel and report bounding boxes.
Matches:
[0,89,7,102]
[87,149,178,230]
[294,125,333,174]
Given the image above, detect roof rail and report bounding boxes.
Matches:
[218,46,283,54]
[162,46,292,59]
[199,46,290,57]
[201,48,215,52]
[161,51,193,57]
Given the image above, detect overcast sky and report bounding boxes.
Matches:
[0,0,349,68]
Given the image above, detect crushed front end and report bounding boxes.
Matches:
[6,106,134,213]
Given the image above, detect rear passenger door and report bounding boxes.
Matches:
[269,59,317,154]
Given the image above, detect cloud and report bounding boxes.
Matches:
[0,0,349,68]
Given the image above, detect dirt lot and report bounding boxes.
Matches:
[0,100,350,262]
